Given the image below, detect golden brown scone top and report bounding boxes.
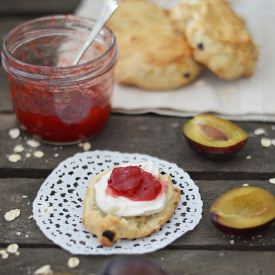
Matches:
[170,0,259,80]
[107,0,201,90]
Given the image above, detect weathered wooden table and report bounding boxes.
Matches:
[1,1,275,274]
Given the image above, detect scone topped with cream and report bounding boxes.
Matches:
[82,161,180,246]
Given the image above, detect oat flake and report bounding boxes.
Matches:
[4,209,20,221]
[268,178,275,184]
[246,155,252,160]
[7,244,19,254]
[254,128,266,136]
[34,265,53,275]
[9,128,20,139]
[27,139,41,148]
[68,257,80,269]
[33,151,44,158]
[8,154,22,163]
[0,250,9,259]
[83,142,91,151]
[14,145,25,153]
[261,137,272,147]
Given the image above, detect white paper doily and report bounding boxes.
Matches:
[33,150,203,255]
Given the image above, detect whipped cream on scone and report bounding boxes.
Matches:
[94,162,167,217]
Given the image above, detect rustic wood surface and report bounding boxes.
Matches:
[0,1,275,275]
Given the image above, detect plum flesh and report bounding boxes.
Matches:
[210,186,275,234]
[183,114,248,158]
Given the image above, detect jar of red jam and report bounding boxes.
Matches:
[2,15,117,144]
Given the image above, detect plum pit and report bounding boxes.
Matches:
[183,114,248,158]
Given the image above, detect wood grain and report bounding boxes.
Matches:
[1,178,274,249]
[0,247,274,275]
[0,115,275,179]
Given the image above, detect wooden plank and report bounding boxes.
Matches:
[1,178,274,249]
[0,0,80,15]
[0,114,275,178]
[0,247,275,275]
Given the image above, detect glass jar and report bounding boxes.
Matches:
[2,15,117,144]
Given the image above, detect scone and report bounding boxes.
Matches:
[82,162,180,246]
[170,0,259,80]
[107,0,201,90]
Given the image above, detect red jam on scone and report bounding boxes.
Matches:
[107,166,165,201]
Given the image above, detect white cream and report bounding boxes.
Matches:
[94,161,166,217]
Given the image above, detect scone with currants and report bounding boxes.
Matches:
[82,161,180,246]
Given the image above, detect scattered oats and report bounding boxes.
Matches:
[229,239,235,245]
[8,154,22,163]
[242,183,249,187]
[160,257,165,261]
[272,139,275,146]
[4,209,20,221]
[256,234,263,238]
[0,250,9,259]
[33,151,44,158]
[268,178,275,184]
[26,234,29,238]
[219,252,224,257]
[261,137,272,148]
[78,143,84,148]
[15,251,20,256]
[26,153,31,158]
[246,155,252,160]
[34,265,53,275]
[27,139,41,148]
[27,202,30,205]
[45,159,49,163]
[9,128,20,139]
[7,243,19,254]
[15,232,21,236]
[28,215,33,220]
[53,146,58,151]
[272,125,275,130]
[22,195,28,198]
[251,236,256,241]
[54,153,59,158]
[254,128,266,136]
[68,257,80,269]
[83,142,91,151]
[14,144,25,153]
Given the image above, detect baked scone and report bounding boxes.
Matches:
[107,0,201,90]
[82,163,180,246]
[170,0,259,80]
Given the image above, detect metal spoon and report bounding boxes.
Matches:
[73,0,119,65]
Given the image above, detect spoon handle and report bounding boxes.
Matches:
[73,0,118,65]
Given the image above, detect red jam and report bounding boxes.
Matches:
[107,166,163,201]
[9,75,112,143]
[2,15,117,144]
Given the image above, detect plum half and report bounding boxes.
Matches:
[182,114,248,158]
[210,186,275,234]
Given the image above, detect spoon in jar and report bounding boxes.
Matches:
[73,0,119,65]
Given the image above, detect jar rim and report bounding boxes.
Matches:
[2,15,117,82]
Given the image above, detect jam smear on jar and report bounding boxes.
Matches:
[107,166,163,201]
